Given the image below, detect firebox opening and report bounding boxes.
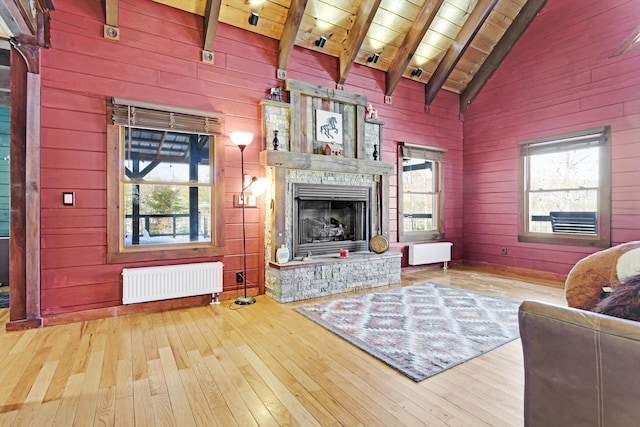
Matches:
[293,184,371,258]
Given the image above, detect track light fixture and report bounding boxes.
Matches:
[248,12,259,26]
[315,36,327,48]
[367,53,380,64]
[411,67,423,77]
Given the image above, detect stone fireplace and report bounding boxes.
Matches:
[260,150,402,302]
[258,79,402,302]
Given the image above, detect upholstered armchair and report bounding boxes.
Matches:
[518,301,640,426]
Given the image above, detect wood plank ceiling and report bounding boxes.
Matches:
[0,0,549,115]
[151,0,547,116]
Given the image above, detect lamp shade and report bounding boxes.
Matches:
[230,131,254,147]
[251,177,270,196]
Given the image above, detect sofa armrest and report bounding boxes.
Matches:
[519,301,640,427]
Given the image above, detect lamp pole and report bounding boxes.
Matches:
[237,144,256,304]
[230,131,258,305]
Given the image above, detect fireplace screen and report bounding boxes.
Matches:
[294,184,370,257]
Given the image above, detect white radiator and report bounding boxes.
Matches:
[122,262,223,304]
[408,242,453,268]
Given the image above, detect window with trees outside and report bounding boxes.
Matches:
[398,143,445,242]
[107,98,225,263]
[518,126,611,247]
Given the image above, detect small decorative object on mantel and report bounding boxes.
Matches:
[272,130,279,150]
[365,102,378,120]
[269,87,282,102]
[324,143,343,156]
[373,144,378,161]
[276,244,290,264]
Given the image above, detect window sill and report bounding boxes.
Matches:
[399,232,443,243]
[518,234,610,248]
[107,245,225,264]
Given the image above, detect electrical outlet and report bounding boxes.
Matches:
[501,246,508,255]
[236,272,244,283]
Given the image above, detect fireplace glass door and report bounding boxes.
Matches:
[294,184,370,257]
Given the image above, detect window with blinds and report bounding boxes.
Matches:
[107,98,226,263]
[518,126,611,247]
[398,143,446,242]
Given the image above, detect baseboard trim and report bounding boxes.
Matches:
[456,260,566,287]
[6,318,42,331]
[41,294,212,327]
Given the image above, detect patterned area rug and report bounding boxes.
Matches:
[0,291,8,309]
[295,282,521,381]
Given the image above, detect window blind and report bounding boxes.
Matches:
[400,143,446,162]
[111,97,223,135]
[520,126,609,156]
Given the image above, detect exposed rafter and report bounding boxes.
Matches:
[148,0,549,113]
[459,0,549,117]
[338,0,382,85]
[202,0,221,63]
[385,0,444,97]
[103,0,119,40]
[278,0,309,73]
[425,0,498,107]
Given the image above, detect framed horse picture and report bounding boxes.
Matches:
[315,110,343,145]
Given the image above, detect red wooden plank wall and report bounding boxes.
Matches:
[463,0,640,276]
[38,0,462,315]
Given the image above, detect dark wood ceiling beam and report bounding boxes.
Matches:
[459,0,549,117]
[338,0,382,85]
[425,0,498,107]
[103,0,119,40]
[202,0,221,63]
[384,0,444,97]
[155,131,167,157]
[278,0,309,72]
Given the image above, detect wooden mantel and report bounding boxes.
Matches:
[261,150,393,176]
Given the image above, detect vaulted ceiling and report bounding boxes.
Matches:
[0,0,549,116]
[149,0,547,116]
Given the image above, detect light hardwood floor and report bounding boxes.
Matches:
[0,267,566,426]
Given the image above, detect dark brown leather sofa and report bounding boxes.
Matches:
[519,301,640,426]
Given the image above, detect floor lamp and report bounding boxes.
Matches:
[230,131,259,305]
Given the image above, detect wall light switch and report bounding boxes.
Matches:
[63,192,75,206]
[233,194,257,207]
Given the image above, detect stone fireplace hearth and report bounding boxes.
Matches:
[260,150,401,302]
